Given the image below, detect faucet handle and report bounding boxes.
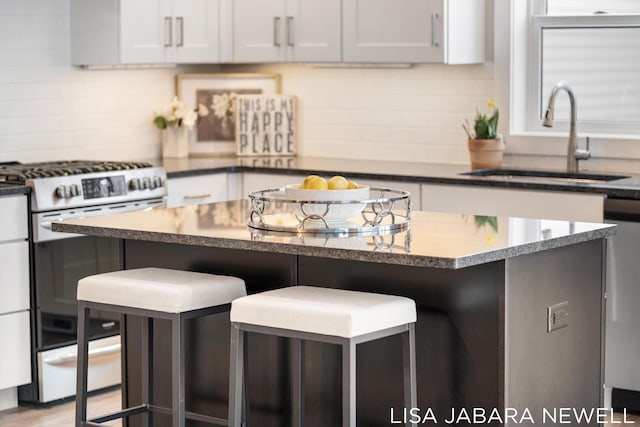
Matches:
[575,136,591,160]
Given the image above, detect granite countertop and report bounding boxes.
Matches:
[0,183,30,197]
[52,199,616,269]
[142,156,640,200]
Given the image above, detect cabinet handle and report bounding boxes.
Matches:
[164,17,172,47]
[431,13,439,47]
[274,16,281,47]
[183,194,212,200]
[287,16,294,46]
[176,17,184,47]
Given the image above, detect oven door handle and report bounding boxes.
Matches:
[43,343,121,366]
[40,221,52,230]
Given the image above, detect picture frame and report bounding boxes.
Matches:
[176,73,281,157]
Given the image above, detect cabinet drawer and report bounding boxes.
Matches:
[166,174,228,207]
[0,195,28,241]
[0,310,31,389]
[0,241,29,314]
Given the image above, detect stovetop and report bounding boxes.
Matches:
[0,160,154,184]
[2,160,167,212]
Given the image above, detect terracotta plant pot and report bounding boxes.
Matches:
[467,138,505,169]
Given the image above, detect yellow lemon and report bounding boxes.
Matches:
[327,175,348,190]
[347,181,359,189]
[302,174,321,189]
[306,176,328,190]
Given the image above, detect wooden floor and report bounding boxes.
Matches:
[0,389,122,427]
[0,388,638,426]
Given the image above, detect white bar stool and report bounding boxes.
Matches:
[228,286,417,427]
[75,267,246,427]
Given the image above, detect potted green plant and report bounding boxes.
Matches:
[463,100,504,169]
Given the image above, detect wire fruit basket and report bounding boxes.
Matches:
[247,187,411,235]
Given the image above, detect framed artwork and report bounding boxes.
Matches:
[236,94,297,156]
[176,73,281,157]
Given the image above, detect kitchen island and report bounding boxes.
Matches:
[53,200,615,427]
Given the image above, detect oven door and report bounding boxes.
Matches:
[33,234,122,350]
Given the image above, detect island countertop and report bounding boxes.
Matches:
[52,199,615,269]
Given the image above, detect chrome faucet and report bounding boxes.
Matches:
[542,80,590,173]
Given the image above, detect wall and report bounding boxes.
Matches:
[225,63,495,164]
[0,0,209,163]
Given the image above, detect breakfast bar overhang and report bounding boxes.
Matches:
[52,200,616,427]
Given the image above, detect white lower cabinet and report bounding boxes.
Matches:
[0,311,31,390]
[242,172,301,197]
[0,194,31,395]
[353,178,421,210]
[421,184,604,223]
[166,173,229,207]
[0,241,30,315]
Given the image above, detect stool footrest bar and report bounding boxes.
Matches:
[89,404,148,423]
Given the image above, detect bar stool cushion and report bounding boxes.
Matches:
[77,267,246,313]
[230,286,416,338]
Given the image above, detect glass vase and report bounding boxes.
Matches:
[162,126,189,158]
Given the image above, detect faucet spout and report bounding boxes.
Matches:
[542,80,588,173]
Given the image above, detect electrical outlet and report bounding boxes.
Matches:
[547,301,569,332]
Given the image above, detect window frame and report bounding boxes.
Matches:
[506,0,640,141]
[528,12,640,135]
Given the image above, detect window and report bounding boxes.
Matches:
[526,0,640,136]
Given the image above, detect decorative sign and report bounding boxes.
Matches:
[236,95,296,156]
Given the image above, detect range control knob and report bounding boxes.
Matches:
[142,177,151,190]
[129,178,141,191]
[69,184,81,197]
[55,185,68,199]
[153,176,163,189]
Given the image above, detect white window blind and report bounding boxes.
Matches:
[529,0,640,134]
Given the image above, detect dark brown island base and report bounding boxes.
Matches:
[53,200,616,427]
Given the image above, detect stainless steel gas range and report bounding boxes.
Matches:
[0,160,167,404]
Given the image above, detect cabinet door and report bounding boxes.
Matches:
[242,172,302,198]
[287,0,341,62]
[421,184,604,223]
[0,311,31,389]
[0,241,29,315]
[0,195,27,241]
[120,0,171,63]
[233,0,285,62]
[166,174,229,207]
[342,0,443,63]
[173,0,221,63]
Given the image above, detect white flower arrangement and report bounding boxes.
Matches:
[153,96,209,131]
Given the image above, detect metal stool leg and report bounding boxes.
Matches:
[291,338,305,427]
[172,314,186,427]
[403,323,417,427]
[75,302,90,427]
[140,317,153,426]
[342,340,356,427]
[229,324,245,427]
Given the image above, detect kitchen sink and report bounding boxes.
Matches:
[460,169,630,184]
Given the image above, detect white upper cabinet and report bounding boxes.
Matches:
[71,0,221,65]
[342,0,485,64]
[233,0,341,63]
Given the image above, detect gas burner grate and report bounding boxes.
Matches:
[0,160,154,183]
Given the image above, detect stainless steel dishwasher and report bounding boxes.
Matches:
[604,198,640,411]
